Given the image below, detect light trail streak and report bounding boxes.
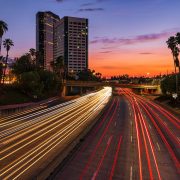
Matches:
[3,108,95,179]
[131,99,143,180]
[139,101,180,173]
[125,89,180,129]
[0,105,44,122]
[137,110,153,180]
[3,92,111,179]
[0,87,112,179]
[1,89,108,161]
[121,88,178,180]
[123,89,160,179]
[0,91,102,128]
[79,98,118,180]
[0,90,103,128]
[0,96,94,140]
[109,135,122,180]
[0,88,110,139]
[139,102,179,147]
[122,89,179,147]
[137,105,162,180]
[92,135,113,180]
[75,99,115,154]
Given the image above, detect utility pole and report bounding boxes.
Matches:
[174,58,178,94]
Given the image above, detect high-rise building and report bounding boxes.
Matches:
[36,11,60,70]
[54,16,88,73]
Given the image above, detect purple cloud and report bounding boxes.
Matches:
[99,51,112,53]
[90,31,175,45]
[78,8,104,12]
[139,52,153,55]
[100,66,120,70]
[97,0,109,2]
[81,3,94,7]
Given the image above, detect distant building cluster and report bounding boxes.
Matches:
[36,11,88,73]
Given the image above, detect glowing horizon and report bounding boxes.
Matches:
[0,0,179,76]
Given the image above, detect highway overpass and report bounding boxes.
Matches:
[61,80,161,96]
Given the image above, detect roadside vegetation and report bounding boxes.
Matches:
[157,32,180,107]
[0,20,103,105]
[0,51,62,105]
[0,20,61,105]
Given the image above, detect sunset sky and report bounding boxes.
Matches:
[0,0,180,77]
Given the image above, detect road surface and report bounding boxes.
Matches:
[52,88,179,180]
[0,87,112,179]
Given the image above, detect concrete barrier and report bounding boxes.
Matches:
[0,103,35,117]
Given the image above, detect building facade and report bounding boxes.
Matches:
[54,16,88,73]
[36,11,60,70]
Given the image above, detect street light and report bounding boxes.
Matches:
[173,51,179,96]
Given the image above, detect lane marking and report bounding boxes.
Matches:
[137,110,153,180]
[178,137,180,143]
[130,112,132,117]
[130,166,133,180]
[107,136,112,145]
[156,142,161,151]
[149,125,152,129]
[131,103,143,180]
[0,88,113,178]
[92,172,97,180]
[164,122,167,126]
[93,135,113,180]
[79,100,119,179]
[131,136,133,143]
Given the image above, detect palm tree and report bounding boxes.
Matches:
[166,36,179,73]
[2,38,14,84]
[176,32,180,46]
[0,20,8,55]
[167,36,180,94]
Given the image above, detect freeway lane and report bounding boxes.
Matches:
[0,87,112,179]
[124,89,180,178]
[0,96,61,123]
[53,88,179,180]
[123,89,180,172]
[53,94,134,179]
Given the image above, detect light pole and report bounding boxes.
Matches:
[172,46,179,98]
[174,57,178,94]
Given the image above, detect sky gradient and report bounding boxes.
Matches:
[0,0,180,77]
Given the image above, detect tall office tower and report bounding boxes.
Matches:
[54,16,88,73]
[36,11,60,70]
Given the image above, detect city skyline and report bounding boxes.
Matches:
[0,0,180,76]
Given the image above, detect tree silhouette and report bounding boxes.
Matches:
[2,38,14,84]
[0,20,8,55]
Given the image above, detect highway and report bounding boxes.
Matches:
[53,88,179,180]
[0,87,112,179]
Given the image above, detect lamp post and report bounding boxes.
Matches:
[174,47,179,96]
[174,57,178,95]
[170,45,179,99]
